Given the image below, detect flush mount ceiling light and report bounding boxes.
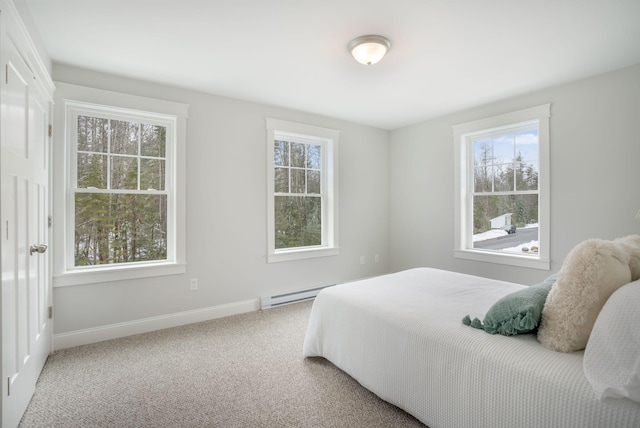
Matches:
[348,35,391,65]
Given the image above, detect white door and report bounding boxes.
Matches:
[1,30,52,428]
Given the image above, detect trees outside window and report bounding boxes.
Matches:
[274,139,322,249]
[75,115,168,266]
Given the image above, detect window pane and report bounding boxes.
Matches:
[110,156,138,190]
[493,136,514,164]
[141,124,166,157]
[474,131,539,194]
[274,195,321,249]
[77,153,107,188]
[291,169,305,193]
[78,115,108,153]
[307,170,320,194]
[140,158,165,191]
[494,163,514,192]
[307,144,321,169]
[75,193,167,265]
[474,165,491,192]
[517,161,539,191]
[274,140,289,166]
[473,139,492,168]
[291,142,305,168]
[274,167,289,193]
[110,120,139,155]
[514,130,539,191]
[515,130,538,164]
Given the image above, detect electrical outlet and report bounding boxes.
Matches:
[360,256,365,265]
[374,254,380,263]
[189,278,198,291]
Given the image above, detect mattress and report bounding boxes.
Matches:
[302,268,640,428]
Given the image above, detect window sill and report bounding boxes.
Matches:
[267,247,339,263]
[454,249,550,270]
[53,262,187,287]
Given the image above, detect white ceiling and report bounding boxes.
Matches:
[24,0,640,130]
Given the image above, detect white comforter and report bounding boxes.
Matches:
[302,268,640,428]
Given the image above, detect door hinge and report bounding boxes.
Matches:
[48,306,53,319]
[7,377,10,397]
[48,124,53,138]
[48,215,52,228]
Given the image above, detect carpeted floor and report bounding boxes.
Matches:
[19,300,425,427]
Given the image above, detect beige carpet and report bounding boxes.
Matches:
[19,301,425,427]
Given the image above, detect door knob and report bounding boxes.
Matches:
[30,244,48,255]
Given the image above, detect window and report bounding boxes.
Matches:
[266,118,339,262]
[53,83,188,286]
[453,104,550,269]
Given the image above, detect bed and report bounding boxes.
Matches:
[302,267,640,428]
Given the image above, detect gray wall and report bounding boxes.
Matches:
[389,64,640,285]
[52,64,390,334]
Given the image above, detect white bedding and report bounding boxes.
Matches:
[302,268,640,428]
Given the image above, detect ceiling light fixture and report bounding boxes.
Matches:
[348,35,391,65]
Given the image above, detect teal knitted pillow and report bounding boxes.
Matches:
[463,274,557,336]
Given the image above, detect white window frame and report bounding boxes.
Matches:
[453,104,551,270]
[52,83,188,286]
[266,118,339,263]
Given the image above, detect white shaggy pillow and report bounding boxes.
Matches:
[537,239,631,352]
[584,280,640,402]
[614,234,640,281]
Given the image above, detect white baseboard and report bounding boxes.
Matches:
[53,298,260,350]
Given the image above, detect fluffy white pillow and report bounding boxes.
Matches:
[584,280,640,402]
[614,234,640,281]
[537,239,631,352]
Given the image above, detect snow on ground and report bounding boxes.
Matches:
[473,223,539,254]
[501,240,539,254]
[472,229,507,242]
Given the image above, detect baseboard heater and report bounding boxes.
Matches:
[261,285,333,310]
